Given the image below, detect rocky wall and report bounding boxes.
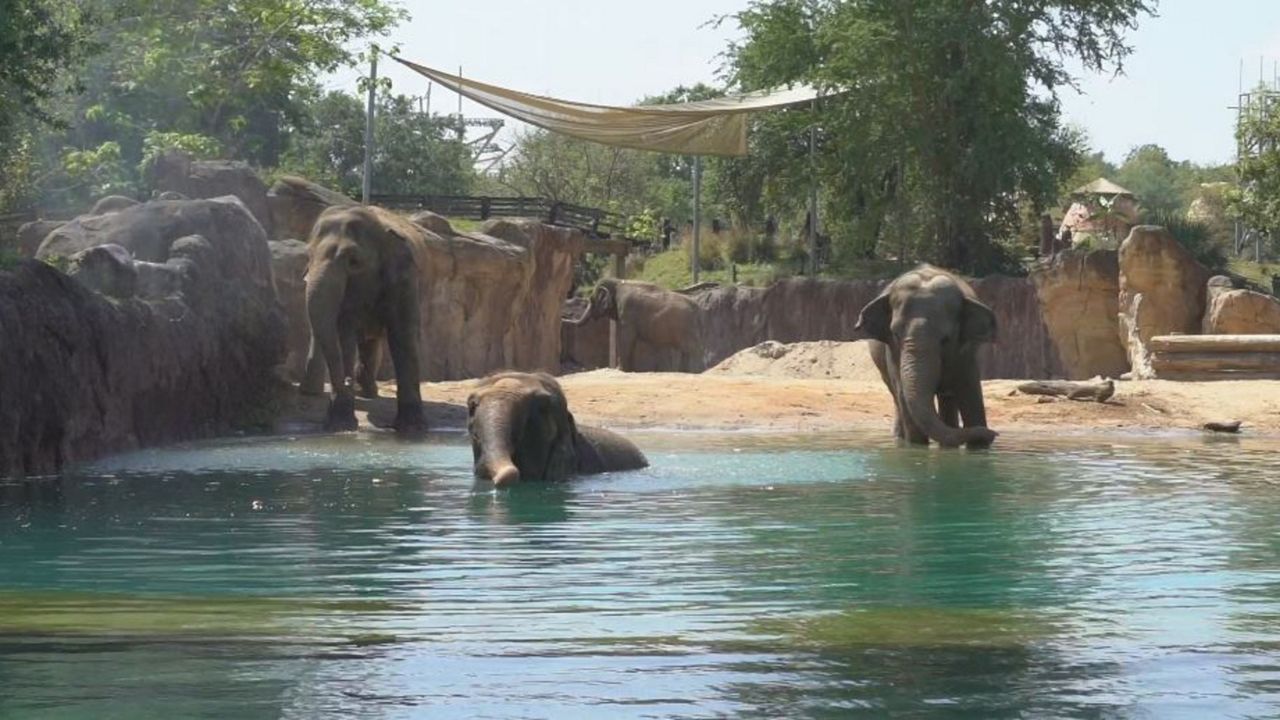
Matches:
[562,275,1066,379]
[1,197,286,477]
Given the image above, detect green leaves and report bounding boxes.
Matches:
[723,0,1155,273]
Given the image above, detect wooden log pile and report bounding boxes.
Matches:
[1149,334,1280,380]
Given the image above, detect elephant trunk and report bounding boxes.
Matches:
[306,263,355,429]
[565,300,594,326]
[899,340,971,448]
[472,404,522,487]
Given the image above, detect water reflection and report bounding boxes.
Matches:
[0,431,1278,718]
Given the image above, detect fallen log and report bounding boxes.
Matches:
[1150,335,1280,354]
[1016,380,1115,402]
[1151,351,1280,373]
[1203,421,1242,434]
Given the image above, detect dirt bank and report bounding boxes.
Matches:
[284,369,1280,437]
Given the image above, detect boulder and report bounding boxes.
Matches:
[15,220,65,258]
[90,195,140,215]
[2,197,286,477]
[1117,225,1211,378]
[1202,275,1280,334]
[268,239,311,379]
[147,150,273,236]
[268,176,356,241]
[409,210,455,238]
[1031,249,1129,379]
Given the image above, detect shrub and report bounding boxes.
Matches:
[1146,212,1227,273]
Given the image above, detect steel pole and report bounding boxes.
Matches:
[692,156,702,283]
[362,47,378,203]
[807,98,818,275]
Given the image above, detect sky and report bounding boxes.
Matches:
[330,0,1280,167]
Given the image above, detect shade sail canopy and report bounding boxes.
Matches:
[393,56,820,157]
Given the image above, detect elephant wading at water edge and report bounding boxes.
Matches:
[855,265,998,448]
[468,372,648,487]
[300,205,428,435]
[566,278,703,372]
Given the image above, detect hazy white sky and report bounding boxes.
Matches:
[330,0,1280,166]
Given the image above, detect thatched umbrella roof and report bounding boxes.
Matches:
[1072,178,1135,197]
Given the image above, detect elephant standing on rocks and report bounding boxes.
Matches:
[855,265,998,448]
[566,278,703,371]
[468,372,648,487]
[300,205,428,435]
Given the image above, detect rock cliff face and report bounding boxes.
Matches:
[562,275,1064,379]
[1202,275,1280,334]
[1117,226,1210,379]
[1,197,285,477]
[268,176,356,242]
[1030,249,1129,379]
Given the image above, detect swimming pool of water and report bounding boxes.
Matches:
[2,431,1279,718]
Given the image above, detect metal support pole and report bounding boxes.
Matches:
[361,47,378,204]
[807,98,818,276]
[692,156,702,282]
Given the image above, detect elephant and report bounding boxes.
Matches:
[566,278,703,372]
[854,265,998,448]
[300,205,428,435]
[468,372,648,487]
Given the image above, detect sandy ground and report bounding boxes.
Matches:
[286,365,1280,439]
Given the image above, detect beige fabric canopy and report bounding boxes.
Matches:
[393,57,820,157]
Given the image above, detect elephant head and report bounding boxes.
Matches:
[467,372,579,487]
[568,278,619,325]
[855,266,997,447]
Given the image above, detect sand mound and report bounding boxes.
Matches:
[708,340,882,381]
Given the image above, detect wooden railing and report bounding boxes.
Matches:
[369,194,641,247]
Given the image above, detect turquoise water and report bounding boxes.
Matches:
[2,431,1280,718]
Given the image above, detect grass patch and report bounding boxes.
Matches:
[634,248,783,289]
[1229,258,1280,292]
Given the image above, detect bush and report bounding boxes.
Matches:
[1146,212,1227,273]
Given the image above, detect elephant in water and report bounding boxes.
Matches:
[854,265,998,448]
[468,372,648,487]
[566,278,703,372]
[300,205,427,435]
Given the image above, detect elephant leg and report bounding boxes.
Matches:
[954,354,993,448]
[938,394,960,428]
[320,323,359,431]
[386,291,427,436]
[355,335,383,399]
[619,327,638,372]
[300,337,326,395]
[873,340,924,443]
[896,393,930,445]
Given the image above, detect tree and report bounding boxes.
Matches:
[1114,144,1194,218]
[1230,91,1280,257]
[724,0,1154,273]
[279,89,474,198]
[0,0,93,210]
[29,0,403,210]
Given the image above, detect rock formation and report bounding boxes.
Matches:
[268,238,311,379]
[268,175,356,242]
[1031,249,1129,379]
[1117,225,1210,378]
[1,197,285,477]
[14,220,65,258]
[1202,275,1280,335]
[562,275,1064,379]
[147,150,273,237]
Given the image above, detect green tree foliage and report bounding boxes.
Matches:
[21,0,402,211]
[0,0,94,210]
[1230,92,1280,256]
[279,89,474,198]
[723,0,1154,273]
[1114,144,1198,218]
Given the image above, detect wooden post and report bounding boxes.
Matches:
[692,156,702,283]
[609,251,626,369]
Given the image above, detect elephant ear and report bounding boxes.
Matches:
[854,292,893,344]
[544,391,579,480]
[961,297,997,345]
